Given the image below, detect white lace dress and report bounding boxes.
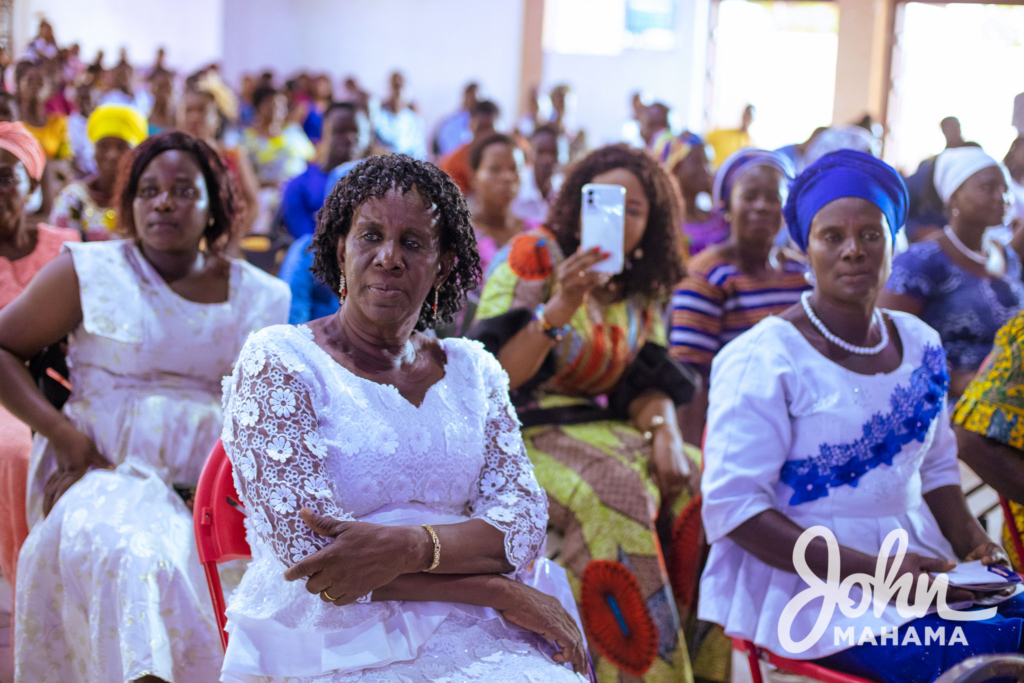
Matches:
[15,240,290,683]
[220,324,586,682]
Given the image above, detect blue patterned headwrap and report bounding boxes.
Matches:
[783,149,908,253]
[712,147,795,209]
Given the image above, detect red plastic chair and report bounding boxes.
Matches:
[999,495,1024,574]
[734,639,875,683]
[194,439,251,651]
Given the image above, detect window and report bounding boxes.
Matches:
[543,0,677,55]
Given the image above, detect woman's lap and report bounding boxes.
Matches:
[818,594,1024,683]
[15,464,222,682]
[523,420,694,682]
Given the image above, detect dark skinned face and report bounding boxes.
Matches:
[728,165,784,248]
[805,197,892,306]
[132,150,211,253]
[674,146,712,197]
[473,143,520,208]
[323,108,365,167]
[950,165,1009,228]
[531,131,558,188]
[337,188,454,330]
[182,91,220,140]
[0,150,35,239]
[95,136,132,185]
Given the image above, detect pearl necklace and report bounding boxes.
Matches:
[943,225,1004,277]
[800,292,889,355]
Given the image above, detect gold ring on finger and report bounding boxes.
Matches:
[321,588,340,601]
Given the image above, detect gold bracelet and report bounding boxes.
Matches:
[421,524,441,572]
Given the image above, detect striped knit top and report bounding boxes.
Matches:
[670,246,811,369]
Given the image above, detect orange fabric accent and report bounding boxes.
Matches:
[0,224,79,308]
[439,143,472,194]
[0,405,31,639]
[580,560,659,676]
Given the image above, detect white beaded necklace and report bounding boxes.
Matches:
[800,291,889,355]
[943,225,1004,277]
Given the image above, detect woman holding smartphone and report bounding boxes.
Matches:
[470,145,696,682]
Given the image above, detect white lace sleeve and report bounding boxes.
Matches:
[470,352,549,573]
[223,332,352,566]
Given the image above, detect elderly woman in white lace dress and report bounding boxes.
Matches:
[0,132,290,683]
[220,154,589,682]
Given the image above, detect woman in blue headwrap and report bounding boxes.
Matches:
[670,148,810,444]
[699,150,1024,683]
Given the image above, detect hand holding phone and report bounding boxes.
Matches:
[580,184,625,274]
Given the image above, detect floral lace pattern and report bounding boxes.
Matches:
[220,325,549,633]
[780,344,950,505]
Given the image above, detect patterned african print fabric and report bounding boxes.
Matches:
[953,310,1024,569]
[473,228,696,683]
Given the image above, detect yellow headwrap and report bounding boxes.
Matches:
[87,104,149,147]
[650,129,704,172]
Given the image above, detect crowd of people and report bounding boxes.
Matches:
[4,16,1024,683]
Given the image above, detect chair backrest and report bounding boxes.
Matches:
[194,439,251,566]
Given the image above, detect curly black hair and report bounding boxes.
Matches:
[311,154,481,331]
[547,144,686,301]
[115,130,240,256]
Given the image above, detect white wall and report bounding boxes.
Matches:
[221,0,525,145]
[542,0,708,146]
[14,0,225,73]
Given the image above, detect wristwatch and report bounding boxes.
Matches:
[642,414,667,442]
[534,304,571,342]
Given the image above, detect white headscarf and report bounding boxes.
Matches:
[933,147,1007,205]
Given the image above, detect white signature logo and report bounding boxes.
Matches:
[777,525,997,654]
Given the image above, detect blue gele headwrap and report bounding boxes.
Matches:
[783,149,908,253]
[712,148,795,210]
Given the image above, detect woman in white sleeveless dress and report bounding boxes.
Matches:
[0,131,289,682]
[220,154,589,682]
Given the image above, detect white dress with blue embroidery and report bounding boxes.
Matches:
[698,311,966,660]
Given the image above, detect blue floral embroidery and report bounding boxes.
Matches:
[780,345,950,505]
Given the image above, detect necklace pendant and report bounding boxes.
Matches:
[986,246,1006,278]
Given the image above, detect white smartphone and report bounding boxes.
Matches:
[580,183,625,274]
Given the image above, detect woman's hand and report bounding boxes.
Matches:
[283,508,429,605]
[544,247,610,327]
[43,428,112,515]
[965,542,1010,568]
[649,427,689,506]
[494,580,590,676]
[884,552,978,604]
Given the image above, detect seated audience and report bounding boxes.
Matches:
[700,150,1022,683]
[0,131,289,682]
[16,61,69,161]
[953,310,1024,569]
[512,124,563,225]
[880,146,1020,400]
[670,149,808,444]
[651,129,725,257]
[471,145,697,682]
[220,154,588,681]
[439,99,501,194]
[180,75,261,233]
[0,123,78,610]
[433,81,479,158]
[373,71,427,159]
[281,102,369,239]
[50,104,146,241]
[242,84,315,235]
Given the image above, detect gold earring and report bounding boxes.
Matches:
[339,272,347,302]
